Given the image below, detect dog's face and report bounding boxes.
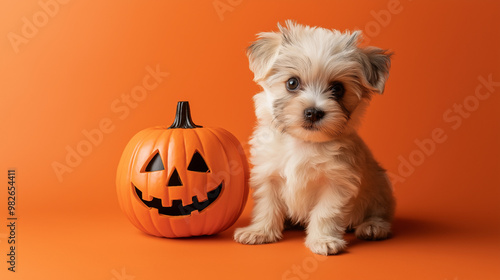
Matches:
[248,21,391,142]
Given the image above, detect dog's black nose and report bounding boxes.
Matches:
[304,107,325,122]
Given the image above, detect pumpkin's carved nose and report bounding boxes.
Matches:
[168,168,183,186]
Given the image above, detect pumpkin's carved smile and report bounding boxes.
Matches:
[133,182,223,216]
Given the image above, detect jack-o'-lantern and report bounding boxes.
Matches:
[116,101,249,237]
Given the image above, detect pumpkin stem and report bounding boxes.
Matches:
[168,101,202,129]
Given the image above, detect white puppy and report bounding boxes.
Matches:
[234,21,396,255]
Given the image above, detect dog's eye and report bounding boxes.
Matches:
[286,77,300,92]
[330,82,345,99]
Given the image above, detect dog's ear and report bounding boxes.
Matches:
[360,47,392,94]
[247,30,282,82]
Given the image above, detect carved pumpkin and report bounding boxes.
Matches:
[116,101,249,237]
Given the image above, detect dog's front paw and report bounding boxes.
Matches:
[305,236,347,255]
[234,226,282,245]
[355,218,391,240]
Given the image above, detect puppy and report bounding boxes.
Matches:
[234,21,396,255]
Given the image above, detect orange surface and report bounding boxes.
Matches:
[0,0,499,279]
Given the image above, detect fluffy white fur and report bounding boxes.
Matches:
[234,21,396,255]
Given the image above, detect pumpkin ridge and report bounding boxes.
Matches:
[201,128,234,233]
[125,129,161,235]
[148,128,174,236]
[142,129,168,236]
[211,127,250,220]
[206,127,248,232]
[189,129,208,235]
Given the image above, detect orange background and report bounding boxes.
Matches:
[1,0,499,279]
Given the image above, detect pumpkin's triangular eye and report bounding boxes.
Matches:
[144,152,164,172]
[188,151,210,173]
